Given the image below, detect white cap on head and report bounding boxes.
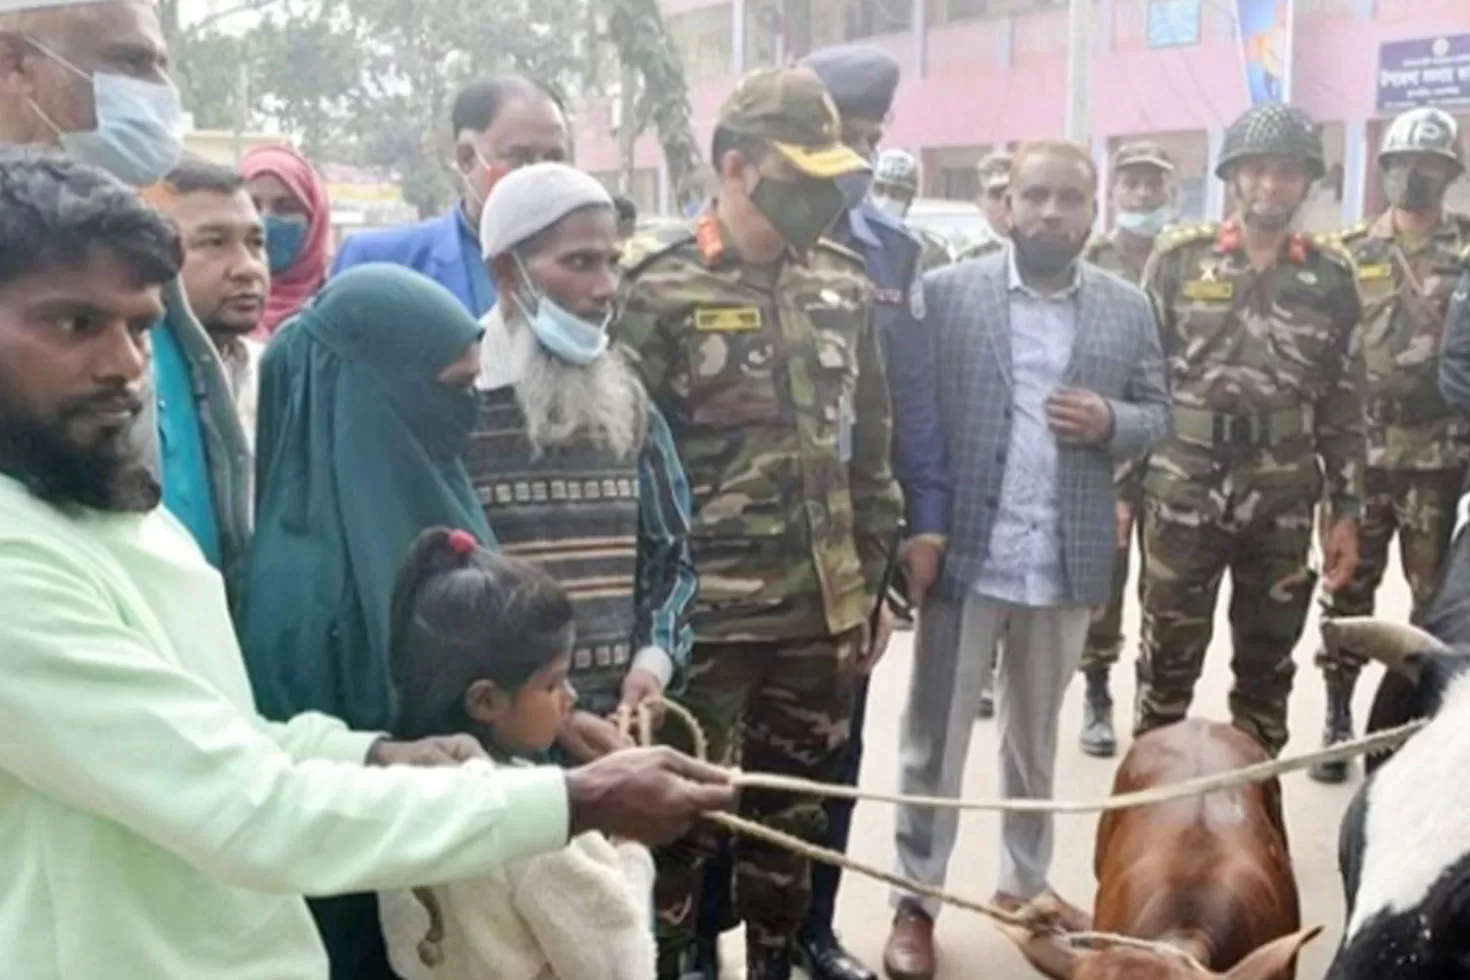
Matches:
[479,161,614,261]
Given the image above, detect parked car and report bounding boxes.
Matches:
[904,198,998,256]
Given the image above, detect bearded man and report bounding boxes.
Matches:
[473,161,695,761]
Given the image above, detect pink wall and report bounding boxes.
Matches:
[574,2,1470,175]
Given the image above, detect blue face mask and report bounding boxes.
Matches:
[264,213,308,274]
[513,257,610,366]
[1115,206,1172,237]
[28,40,183,187]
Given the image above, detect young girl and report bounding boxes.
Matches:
[378,527,656,980]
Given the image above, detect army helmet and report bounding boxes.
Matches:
[1379,107,1465,174]
[1215,103,1325,180]
[874,148,920,195]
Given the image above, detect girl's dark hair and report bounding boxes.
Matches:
[388,527,574,741]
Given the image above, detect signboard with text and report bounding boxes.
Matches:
[1377,34,1470,112]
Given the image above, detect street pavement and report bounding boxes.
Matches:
[717,562,1411,980]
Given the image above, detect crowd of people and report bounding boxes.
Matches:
[2,2,1470,980]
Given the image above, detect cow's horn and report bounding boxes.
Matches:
[1321,617,1448,675]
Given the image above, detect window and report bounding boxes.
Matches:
[946,0,993,20]
[668,4,733,86]
[937,166,979,201]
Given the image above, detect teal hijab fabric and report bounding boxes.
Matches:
[240,263,494,734]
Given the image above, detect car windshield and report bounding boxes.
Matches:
[906,207,994,252]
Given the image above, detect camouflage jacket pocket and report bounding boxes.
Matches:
[682,322,786,427]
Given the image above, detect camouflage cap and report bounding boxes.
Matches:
[976,150,1014,189]
[717,66,870,180]
[1112,140,1175,173]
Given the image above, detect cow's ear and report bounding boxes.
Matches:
[1222,927,1322,980]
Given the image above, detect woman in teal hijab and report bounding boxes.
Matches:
[238,264,494,980]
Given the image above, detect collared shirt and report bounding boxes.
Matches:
[457,206,498,317]
[479,309,695,683]
[216,335,263,454]
[153,319,222,567]
[974,249,1080,607]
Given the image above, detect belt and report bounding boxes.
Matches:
[1370,395,1452,427]
[1173,406,1308,449]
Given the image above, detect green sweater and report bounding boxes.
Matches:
[0,474,568,979]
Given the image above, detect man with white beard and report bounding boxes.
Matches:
[473,162,696,764]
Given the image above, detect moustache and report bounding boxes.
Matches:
[58,389,145,423]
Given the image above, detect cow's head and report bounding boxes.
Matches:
[1000,900,1321,980]
[1322,617,1470,979]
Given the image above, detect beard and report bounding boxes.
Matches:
[0,391,160,514]
[508,321,648,460]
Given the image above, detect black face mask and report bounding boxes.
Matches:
[1383,167,1448,213]
[1011,229,1085,280]
[0,399,158,514]
[749,176,848,254]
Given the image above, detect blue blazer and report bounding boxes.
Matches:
[331,210,495,316]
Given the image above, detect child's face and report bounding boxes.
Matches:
[466,651,576,756]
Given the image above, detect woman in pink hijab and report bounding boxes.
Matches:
[241,144,331,338]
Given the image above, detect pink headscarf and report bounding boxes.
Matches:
[240,144,331,338]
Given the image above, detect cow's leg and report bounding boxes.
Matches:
[995,603,1091,903]
[1135,495,1230,738]
[1310,468,1396,782]
[1228,499,1316,757]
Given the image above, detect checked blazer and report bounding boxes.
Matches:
[923,246,1171,605]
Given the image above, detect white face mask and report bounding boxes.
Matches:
[1115,206,1172,237]
[871,194,910,220]
[26,38,183,187]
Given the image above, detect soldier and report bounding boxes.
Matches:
[616,65,903,980]
[955,150,1013,262]
[1134,103,1365,758]
[796,43,952,980]
[1075,140,1178,758]
[869,149,952,273]
[1308,108,1470,783]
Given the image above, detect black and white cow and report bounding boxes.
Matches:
[1321,523,1470,980]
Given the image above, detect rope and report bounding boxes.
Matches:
[621,696,1427,962]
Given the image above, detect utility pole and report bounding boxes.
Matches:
[1064,0,1091,143]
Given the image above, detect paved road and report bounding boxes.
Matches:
[718,563,1411,979]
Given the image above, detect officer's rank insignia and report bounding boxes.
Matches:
[1183,279,1233,300]
[1357,263,1393,281]
[695,307,762,332]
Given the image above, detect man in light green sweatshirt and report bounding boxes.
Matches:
[0,149,732,980]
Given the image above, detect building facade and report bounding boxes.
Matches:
[573,0,1470,231]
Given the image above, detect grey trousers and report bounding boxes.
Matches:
[892,592,1091,916]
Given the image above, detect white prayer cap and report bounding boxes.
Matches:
[480,162,614,261]
[0,0,152,10]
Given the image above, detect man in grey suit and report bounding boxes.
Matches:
[882,141,1171,980]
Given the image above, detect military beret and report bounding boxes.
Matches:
[799,44,901,122]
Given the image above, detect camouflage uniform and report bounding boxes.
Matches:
[1075,139,1178,759]
[955,150,1012,264]
[915,227,954,272]
[1134,215,1365,757]
[1318,211,1470,645]
[615,67,902,975]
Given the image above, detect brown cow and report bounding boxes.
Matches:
[1002,719,1321,980]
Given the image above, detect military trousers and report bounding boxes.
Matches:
[653,633,859,961]
[1079,482,1146,674]
[1134,493,1318,756]
[1314,465,1465,682]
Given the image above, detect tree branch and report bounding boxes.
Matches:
[181,0,290,40]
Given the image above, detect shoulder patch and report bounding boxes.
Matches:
[1337,219,1371,243]
[621,225,695,277]
[1311,233,1356,272]
[1154,222,1218,255]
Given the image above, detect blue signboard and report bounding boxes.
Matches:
[1377,34,1470,112]
[1148,0,1201,48]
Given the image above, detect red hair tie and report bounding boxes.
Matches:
[447,530,478,556]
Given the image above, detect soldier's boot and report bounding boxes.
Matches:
[746,944,794,980]
[1080,669,1117,758]
[1308,676,1357,785]
[658,940,720,980]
